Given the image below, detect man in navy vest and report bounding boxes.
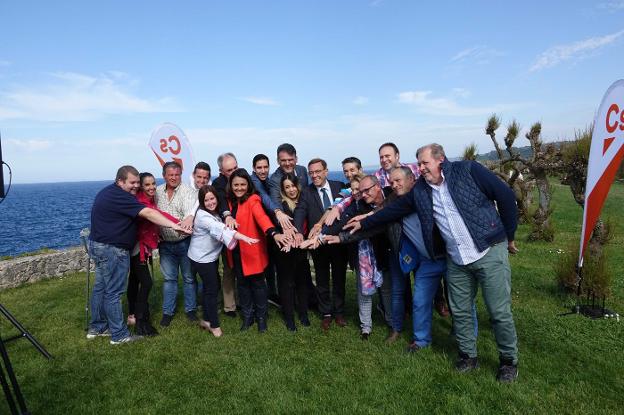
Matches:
[88,165,189,344]
[346,143,519,383]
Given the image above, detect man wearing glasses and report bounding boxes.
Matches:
[293,158,348,331]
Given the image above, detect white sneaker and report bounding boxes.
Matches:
[86,329,111,339]
[110,334,143,345]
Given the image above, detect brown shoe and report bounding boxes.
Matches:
[321,316,332,331]
[435,300,450,317]
[334,315,347,327]
[385,330,400,344]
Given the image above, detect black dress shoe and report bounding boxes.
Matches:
[257,318,268,333]
[360,331,370,341]
[285,319,297,332]
[225,310,237,318]
[160,314,173,327]
[299,314,311,327]
[240,317,254,331]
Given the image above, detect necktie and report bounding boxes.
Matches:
[321,188,331,210]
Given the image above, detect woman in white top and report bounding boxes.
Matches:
[188,185,258,337]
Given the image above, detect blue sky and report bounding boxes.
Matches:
[1,1,623,183]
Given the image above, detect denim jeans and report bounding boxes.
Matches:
[89,241,131,341]
[159,238,196,316]
[411,258,446,347]
[446,242,518,364]
[389,254,409,332]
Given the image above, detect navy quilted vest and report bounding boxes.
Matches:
[413,160,506,257]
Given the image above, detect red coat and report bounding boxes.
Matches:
[226,194,274,276]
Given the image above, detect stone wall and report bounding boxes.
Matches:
[0,247,92,290]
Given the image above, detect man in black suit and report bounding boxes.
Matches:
[268,143,309,207]
[294,158,348,331]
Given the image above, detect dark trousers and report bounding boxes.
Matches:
[311,245,347,317]
[276,249,310,321]
[127,255,153,321]
[190,259,221,328]
[234,261,268,322]
[264,239,279,300]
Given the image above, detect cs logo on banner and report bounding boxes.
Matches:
[149,123,196,185]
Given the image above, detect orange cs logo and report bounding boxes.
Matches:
[159,135,181,155]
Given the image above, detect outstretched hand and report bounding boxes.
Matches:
[508,240,519,254]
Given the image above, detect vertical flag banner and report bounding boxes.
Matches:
[579,80,624,266]
[149,123,196,185]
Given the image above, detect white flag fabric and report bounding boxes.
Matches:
[148,123,196,185]
[579,80,624,266]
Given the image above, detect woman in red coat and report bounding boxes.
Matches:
[226,168,287,332]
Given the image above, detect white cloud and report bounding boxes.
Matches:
[352,96,369,105]
[397,90,505,117]
[0,71,182,122]
[240,96,280,106]
[450,45,505,65]
[530,30,624,72]
[6,138,52,151]
[0,60,10,67]
[598,1,624,12]
[369,0,385,7]
[452,88,471,99]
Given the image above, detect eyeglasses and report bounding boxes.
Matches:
[359,183,377,195]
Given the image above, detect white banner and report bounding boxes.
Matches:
[148,123,196,185]
[579,80,624,266]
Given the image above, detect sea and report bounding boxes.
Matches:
[0,171,350,257]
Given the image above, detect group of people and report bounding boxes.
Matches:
[86,140,520,383]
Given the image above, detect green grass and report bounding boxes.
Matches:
[1,181,623,414]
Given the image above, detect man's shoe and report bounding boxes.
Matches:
[360,331,370,341]
[285,319,297,332]
[497,361,518,383]
[240,317,254,331]
[334,315,347,327]
[186,311,198,322]
[86,328,110,339]
[385,330,401,344]
[321,316,332,331]
[257,318,268,333]
[406,341,422,353]
[299,314,311,327]
[455,353,479,373]
[224,310,237,318]
[160,314,173,327]
[110,335,143,345]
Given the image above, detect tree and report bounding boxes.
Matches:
[485,114,561,240]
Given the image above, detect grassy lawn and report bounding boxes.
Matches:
[1,181,623,414]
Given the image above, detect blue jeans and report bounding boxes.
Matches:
[412,258,446,347]
[159,238,196,316]
[89,241,131,341]
[390,254,408,332]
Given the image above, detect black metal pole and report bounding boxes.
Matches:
[0,305,52,360]
[0,333,29,414]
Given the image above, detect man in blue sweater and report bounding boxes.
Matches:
[346,143,519,383]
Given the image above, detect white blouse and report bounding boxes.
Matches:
[187,210,237,263]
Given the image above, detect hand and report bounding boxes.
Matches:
[323,208,341,226]
[176,221,193,233]
[508,240,519,254]
[180,215,194,230]
[225,216,239,230]
[307,223,322,240]
[293,233,304,248]
[350,213,370,223]
[282,226,297,240]
[171,223,192,235]
[299,238,320,250]
[275,210,294,231]
[343,220,361,235]
[324,235,341,245]
[240,235,259,245]
[273,233,287,249]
